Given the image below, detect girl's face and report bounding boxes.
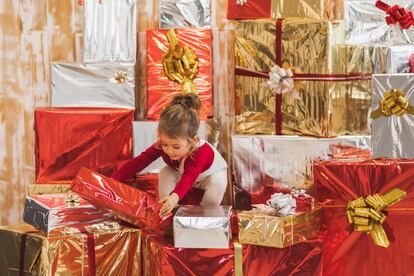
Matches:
[159,133,192,161]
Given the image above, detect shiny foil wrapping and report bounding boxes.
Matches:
[173,205,232,249]
[83,0,137,62]
[28,184,70,196]
[159,0,211,28]
[71,167,173,235]
[23,193,113,234]
[146,29,213,120]
[314,159,414,275]
[34,108,133,184]
[381,45,414,73]
[238,208,321,248]
[344,0,414,44]
[51,62,135,109]
[133,121,206,174]
[232,135,371,209]
[372,74,414,158]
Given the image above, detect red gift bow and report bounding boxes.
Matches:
[376,0,414,30]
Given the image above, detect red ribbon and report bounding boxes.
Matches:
[376,0,414,30]
[410,54,414,73]
[80,228,97,276]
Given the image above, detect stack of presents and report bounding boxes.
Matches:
[2,0,414,275]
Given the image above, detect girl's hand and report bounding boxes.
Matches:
[159,193,179,217]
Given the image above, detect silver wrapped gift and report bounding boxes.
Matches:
[83,0,137,62]
[173,205,232,248]
[372,74,414,158]
[133,121,206,174]
[232,135,371,209]
[159,0,211,28]
[380,44,414,73]
[344,0,414,44]
[51,62,135,109]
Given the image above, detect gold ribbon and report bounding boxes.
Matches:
[346,188,406,248]
[234,241,243,276]
[371,89,414,119]
[162,29,199,94]
[65,193,80,207]
[114,71,128,83]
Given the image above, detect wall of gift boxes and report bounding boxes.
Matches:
[1,0,414,275]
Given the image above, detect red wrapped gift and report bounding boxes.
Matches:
[71,167,172,235]
[146,28,212,120]
[314,159,414,276]
[35,108,133,184]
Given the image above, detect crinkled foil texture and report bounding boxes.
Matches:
[159,0,211,28]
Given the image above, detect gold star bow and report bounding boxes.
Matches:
[371,89,414,119]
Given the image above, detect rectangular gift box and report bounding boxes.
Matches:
[0,223,141,276]
[238,208,321,248]
[371,74,414,158]
[314,158,414,276]
[133,121,206,174]
[51,62,135,109]
[71,167,173,235]
[28,184,70,195]
[35,108,133,184]
[83,0,137,62]
[146,28,213,120]
[232,135,371,209]
[23,193,113,234]
[159,0,211,28]
[344,0,414,45]
[173,205,232,249]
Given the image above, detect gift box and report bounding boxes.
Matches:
[379,44,414,73]
[238,208,321,248]
[0,222,141,276]
[146,28,212,120]
[28,184,70,195]
[71,167,173,235]
[159,0,211,28]
[133,121,206,174]
[371,74,414,158]
[232,135,371,209]
[344,0,414,45]
[23,193,113,234]
[51,62,135,109]
[35,108,133,183]
[173,205,232,249]
[314,158,414,275]
[83,0,137,62]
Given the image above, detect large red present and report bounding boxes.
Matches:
[71,167,172,235]
[35,108,133,184]
[146,28,212,120]
[314,159,414,276]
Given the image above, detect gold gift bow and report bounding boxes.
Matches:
[346,188,406,248]
[162,29,200,94]
[65,193,80,207]
[114,71,128,83]
[371,89,414,119]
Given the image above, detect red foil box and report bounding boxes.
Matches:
[71,167,172,235]
[35,108,133,184]
[314,159,414,276]
[146,29,213,120]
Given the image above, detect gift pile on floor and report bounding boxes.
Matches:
[1,0,414,275]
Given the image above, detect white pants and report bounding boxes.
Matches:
[158,166,228,206]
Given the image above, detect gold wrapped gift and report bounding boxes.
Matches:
[238,208,321,248]
[28,184,70,195]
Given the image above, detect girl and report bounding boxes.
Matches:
[112,93,228,216]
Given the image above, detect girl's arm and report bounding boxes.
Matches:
[112,143,163,182]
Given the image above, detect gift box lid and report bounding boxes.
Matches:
[174,206,232,229]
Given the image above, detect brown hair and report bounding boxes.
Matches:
[158,93,201,144]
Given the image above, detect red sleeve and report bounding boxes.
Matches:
[111,143,163,182]
[172,145,214,199]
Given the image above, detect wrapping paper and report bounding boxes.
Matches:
[314,159,414,275]
[35,108,133,184]
[159,0,211,28]
[146,28,213,120]
[344,0,414,44]
[232,135,371,209]
[371,74,414,158]
[23,193,113,234]
[28,184,70,195]
[381,44,414,73]
[0,223,141,276]
[173,205,232,248]
[83,0,137,62]
[142,232,323,275]
[51,62,135,109]
[238,208,321,248]
[71,167,173,235]
[133,121,206,174]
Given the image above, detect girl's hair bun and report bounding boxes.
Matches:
[171,93,201,111]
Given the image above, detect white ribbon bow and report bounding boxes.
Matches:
[252,193,297,216]
[267,65,300,99]
[236,0,248,5]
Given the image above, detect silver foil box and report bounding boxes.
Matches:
[159,0,211,28]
